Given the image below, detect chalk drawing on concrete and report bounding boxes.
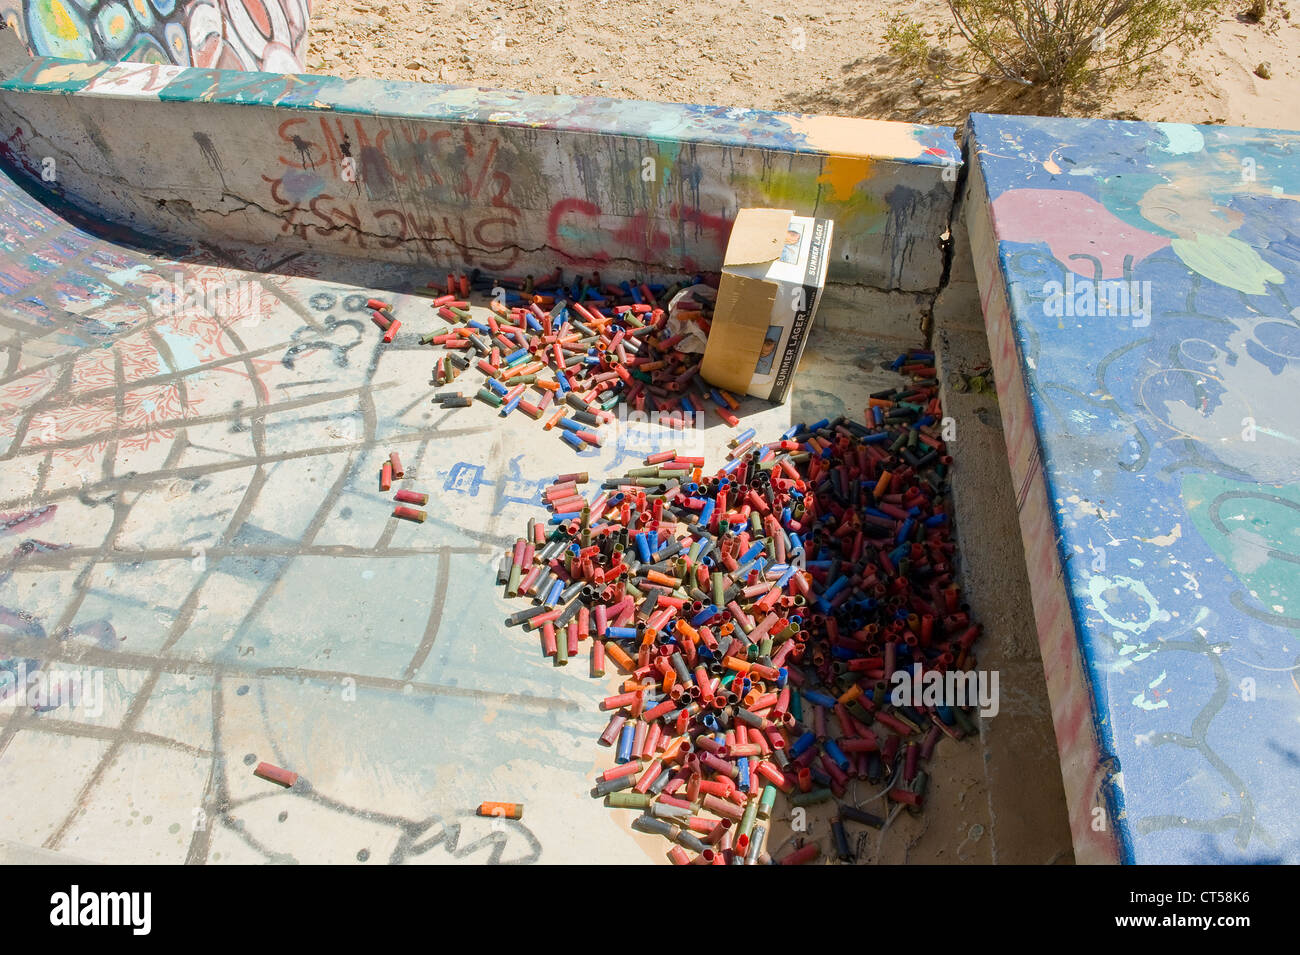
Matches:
[0,158,609,863]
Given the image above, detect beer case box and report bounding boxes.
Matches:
[701,208,833,404]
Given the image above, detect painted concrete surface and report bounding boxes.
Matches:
[966,113,1300,864]
[0,33,959,299]
[2,0,310,71]
[931,201,1076,864]
[0,157,962,863]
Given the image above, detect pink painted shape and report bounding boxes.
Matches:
[990,188,1170,279]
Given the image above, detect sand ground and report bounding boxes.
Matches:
[304,0,1299,129]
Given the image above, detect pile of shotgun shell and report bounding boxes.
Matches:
[498,353,984,864]
[404,270,743,448]
[380,451,429,522]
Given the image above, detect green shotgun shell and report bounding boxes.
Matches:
[738,795,760,839]
[506,539,524,597]
[555,631,569,666]
[476,387,503,408]
[791,787,833,808]
[606,792,653,810]
[758,784,778,819]
[774,622,799,641]
[953,706,978,734]
[908,770,929,812]
[848,700,873,724]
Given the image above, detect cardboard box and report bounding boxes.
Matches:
[701,208,833,404]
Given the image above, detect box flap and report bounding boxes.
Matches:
[701,272,778,394]
[723,208,796,266]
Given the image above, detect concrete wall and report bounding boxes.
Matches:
[963,154,1122,865]
[0,30,960,301]
[0,146,970,864]
[965,111,1300,864]
[2,0,310,74]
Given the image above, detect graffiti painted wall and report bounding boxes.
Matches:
[0,143,895,862]
[1,0,309,71]
[966,113,1300,863]
[0,34,959,298]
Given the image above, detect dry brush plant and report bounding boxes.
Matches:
[887,0,1229,89]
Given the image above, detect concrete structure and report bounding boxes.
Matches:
[0,33,959,302]
[0,31,1045,865]
[0,25,1292,864]
[964,113,1300,864]
[0,147,1027,863]
[3,0,310,71]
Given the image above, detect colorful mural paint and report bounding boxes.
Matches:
[1,0,309,71]
[0,46,959,293]
[967,113,1300,863]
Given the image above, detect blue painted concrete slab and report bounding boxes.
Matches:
[968,113,1300,863]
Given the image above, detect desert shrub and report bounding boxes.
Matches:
[884,16,934,72]
[888,0,1228,88]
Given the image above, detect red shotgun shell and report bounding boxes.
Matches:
[254,762,298,788]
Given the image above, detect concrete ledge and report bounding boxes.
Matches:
[965,111,1300,864]
[0,33,960,299]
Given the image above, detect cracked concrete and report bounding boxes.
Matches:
[0,43,1078,865]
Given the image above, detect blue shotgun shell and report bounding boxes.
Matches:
[616,725,636,764]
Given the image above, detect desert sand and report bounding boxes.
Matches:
[305,0,1299,129]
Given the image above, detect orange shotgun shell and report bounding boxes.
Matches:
[476,801,523,820]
